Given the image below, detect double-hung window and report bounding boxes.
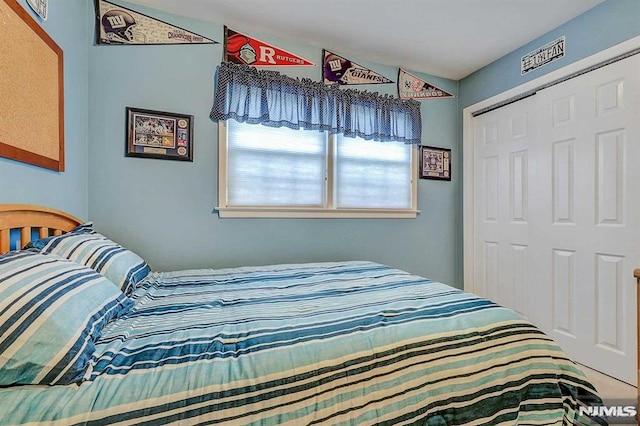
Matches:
[218,121,417,217]
[211,62,422,218]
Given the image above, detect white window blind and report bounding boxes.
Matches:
[226,120,327,207]
[335,135,413,209]
[220,121,417,218]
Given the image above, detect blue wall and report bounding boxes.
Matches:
[87,2,461,286]
[5,0,636,289]
[0,0,89,219]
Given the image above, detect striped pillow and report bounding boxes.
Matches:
[0,250,133,385]
[25,223,150,295]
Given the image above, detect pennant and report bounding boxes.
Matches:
[398,69,455,99]
[224,27,314,67]
[95,0,217,45]
[26,0,47,20]
[322,50,393,85]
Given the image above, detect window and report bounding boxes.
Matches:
[210,62,422,218]
[218,120,417,218]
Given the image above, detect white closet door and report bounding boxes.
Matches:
[472,53,639,384]
[534,54,639,384]
[473,96,537,320]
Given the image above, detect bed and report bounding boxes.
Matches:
[0,204,608,425]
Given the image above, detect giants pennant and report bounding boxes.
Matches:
[224,27,314,67]
[323,50,393,85]
[95,0,217,45]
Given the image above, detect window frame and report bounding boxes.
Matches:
[216,121,419,218]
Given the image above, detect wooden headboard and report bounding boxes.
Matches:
[0,204,82,254]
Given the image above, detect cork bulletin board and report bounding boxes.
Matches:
[0,0,64,171]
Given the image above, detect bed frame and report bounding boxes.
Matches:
[0,204,82,254]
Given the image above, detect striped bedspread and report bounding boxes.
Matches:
[0,261,605,425]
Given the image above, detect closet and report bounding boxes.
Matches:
[466,52,640,385]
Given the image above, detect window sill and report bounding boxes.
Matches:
[215,206,420,219]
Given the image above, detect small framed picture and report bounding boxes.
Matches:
[419,145,451,180]
[126,107,193,161]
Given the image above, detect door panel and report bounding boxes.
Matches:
[474,96,536,319]
[535,54,639,384]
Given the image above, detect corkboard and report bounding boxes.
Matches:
[0,0,64,171]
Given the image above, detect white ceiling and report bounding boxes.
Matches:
[125,0,604,80]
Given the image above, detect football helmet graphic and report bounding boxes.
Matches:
[323,53,352,84]
[101,10,138,43]
[226,33,257,65]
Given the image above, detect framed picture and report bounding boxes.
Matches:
[419,145,451,180]
[126,107,193,161]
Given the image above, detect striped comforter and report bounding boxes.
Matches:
[0,261,605,425]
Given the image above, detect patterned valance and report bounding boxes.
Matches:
[210,62,422,144]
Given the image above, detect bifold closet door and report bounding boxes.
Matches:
[472,53,639,385]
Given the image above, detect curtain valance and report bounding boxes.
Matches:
[210,62,422,144]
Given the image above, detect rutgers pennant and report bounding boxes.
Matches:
[224,27,314,67]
